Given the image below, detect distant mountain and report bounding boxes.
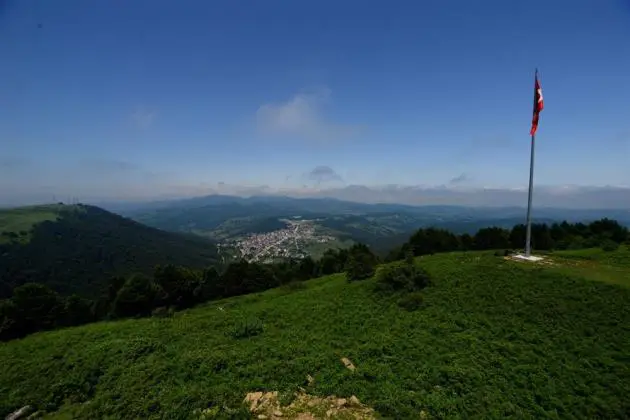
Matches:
[113,194,630,222]
[0,204,217,299]
[111,194,630,257]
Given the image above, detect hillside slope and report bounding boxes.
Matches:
[0,204,217,298]
[1,249,629,419]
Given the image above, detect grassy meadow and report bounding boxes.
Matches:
[1,249,630,419]
[0,204,67,244]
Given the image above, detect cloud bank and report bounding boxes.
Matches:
[255,88,360,142]
[3,182,629,210]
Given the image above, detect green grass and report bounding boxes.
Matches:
[519,246,630,288]
[304,238,354,260]
[0,205,69,244]
[2,250,630,419]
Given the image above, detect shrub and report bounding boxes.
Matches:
[375,260,431,293]
[601,239,619,252]
[345,253,376,282]
[112,274,157,318]
[228,318,263,339]
[397,292,424,311]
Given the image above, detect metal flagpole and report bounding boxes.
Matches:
[525,132,535,256]
[524,69,538,257]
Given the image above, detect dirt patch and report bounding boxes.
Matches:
[504,255,556,266]
[243,390,376,419]
[340,357,356,371]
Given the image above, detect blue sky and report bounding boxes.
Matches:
[1,0,630,204]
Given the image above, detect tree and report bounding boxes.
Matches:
[345,253,375,281]
[153,265,202,309]
[112,274,156,318]
[198,266,221,302]
[0,299,20,341]
[297,256,316,280]
[474,227,510,250]
[345,244,377,281]
[318,249,347,275]
[63,294,94,326]
[531,223,554,250]
[11,283,64,334]
[509,224,526,250]
[589,218,628,243]
[459,233,474,251]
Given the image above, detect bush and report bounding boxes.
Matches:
[397,292,424,311]
[112,275,157,318]
[228,318,263,339]
[345,253,376,282]
[375,260,431,293]
[601,240,619,252]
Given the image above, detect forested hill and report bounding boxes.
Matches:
[0,204,217,298]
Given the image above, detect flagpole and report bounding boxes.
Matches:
[525,132,535,256]
[524,68,539,257]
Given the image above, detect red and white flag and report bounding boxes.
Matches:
[530,70,544,136]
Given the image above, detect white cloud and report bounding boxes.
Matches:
[255,88,360,142]
[4,182,630,209]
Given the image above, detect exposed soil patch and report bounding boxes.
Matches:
[243,390,376,419]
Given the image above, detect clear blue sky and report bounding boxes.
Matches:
[1,0,629,203]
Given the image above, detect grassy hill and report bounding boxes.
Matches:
[0,204,217,298]
[1,248,629,419]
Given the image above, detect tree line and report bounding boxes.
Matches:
[386,218,629,260]
[1,218,628,341]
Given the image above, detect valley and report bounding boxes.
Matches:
[226,219,343,263]
[119,195,630,261]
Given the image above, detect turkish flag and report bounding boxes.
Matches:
[530,73,544,136]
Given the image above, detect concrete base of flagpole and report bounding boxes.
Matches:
[511,254,545,262]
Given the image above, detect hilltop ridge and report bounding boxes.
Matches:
[0,204,217,298]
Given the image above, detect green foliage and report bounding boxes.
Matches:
[3,216,629,341]
[601,239,619,252]
[0,299,18,340]
[63,294,94,326]
[12,283,64,333]
[0,204,217,299]
[375,260,431,293]
[112,274,157,318]
[280,280,307,293]
[345,244,377,281]
[393,218,629,258]
[0,204,62,244]
[228,317,264,339]
[151,306,174,318]
[1,251,630,418]
[397,292,424,311]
